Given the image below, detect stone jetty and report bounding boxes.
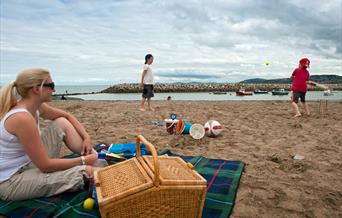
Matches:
[101,83,342,93]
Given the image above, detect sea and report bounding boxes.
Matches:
[54,85,342,101]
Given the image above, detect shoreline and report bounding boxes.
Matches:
[52,99,342,103]
[53,90,342,102]
[51,92,342,102]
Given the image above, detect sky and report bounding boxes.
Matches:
[0,0,341,85]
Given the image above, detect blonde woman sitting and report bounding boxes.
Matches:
[0,68,98,200]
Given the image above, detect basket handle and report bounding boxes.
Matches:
[136,135,160,187]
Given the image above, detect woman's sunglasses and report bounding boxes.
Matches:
[39,82,55,90]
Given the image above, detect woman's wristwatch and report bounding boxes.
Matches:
[80,156,86,165]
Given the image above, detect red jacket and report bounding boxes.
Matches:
[291,67,310,92]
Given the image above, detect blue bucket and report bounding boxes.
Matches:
[183,121,192,134]
[176,120,192,134]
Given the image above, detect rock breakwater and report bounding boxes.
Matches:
[101,83,342,93]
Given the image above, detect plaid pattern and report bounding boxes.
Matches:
[0,191,98,218]
[0,148,244,218]
[159,150,244,218]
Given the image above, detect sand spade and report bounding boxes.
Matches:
[189,124,206,139]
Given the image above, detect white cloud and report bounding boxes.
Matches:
[0,0,341,85]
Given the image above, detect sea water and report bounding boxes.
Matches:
[58,85,342,101]
[0,85,329,101]
[54,85,109,95]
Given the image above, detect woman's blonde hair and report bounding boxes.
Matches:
[0,68,51,120]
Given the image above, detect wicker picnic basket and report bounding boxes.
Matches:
[94,135,207,218]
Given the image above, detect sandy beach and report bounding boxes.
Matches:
[46,100,342,218]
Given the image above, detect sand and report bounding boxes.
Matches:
[46,100,342,218]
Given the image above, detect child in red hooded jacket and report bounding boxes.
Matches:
[290,58,311,117]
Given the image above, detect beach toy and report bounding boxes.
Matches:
[108,143,146,158]
[164,119,178,134]
[170,113,185,120]
[189,124,205,139]
[83,197,95,210]
[176,120,192,134]
[170,113,177,120]
[152,120,164,127]
[204,120,222,137]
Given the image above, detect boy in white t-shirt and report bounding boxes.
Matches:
[140,54,155,111]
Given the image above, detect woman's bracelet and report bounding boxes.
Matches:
[80,156,86,165]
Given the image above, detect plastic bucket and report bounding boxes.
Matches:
[189,124,205,139]
[176,120,192,134]
[164,119,178,134]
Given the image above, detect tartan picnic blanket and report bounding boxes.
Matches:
[0,147,244,218]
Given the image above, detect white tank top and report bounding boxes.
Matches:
[0,108,32,182]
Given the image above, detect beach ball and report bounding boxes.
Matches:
[204,120,222,137]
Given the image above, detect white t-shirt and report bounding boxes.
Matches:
[142,64,155,85]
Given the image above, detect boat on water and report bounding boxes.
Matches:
[271,89,289,95]
[254,89,268,94]
[212,91,227,95]
[236,89,253,96]
[323,90,333,96]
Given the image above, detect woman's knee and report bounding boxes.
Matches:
[53,117,72,132]
[53,117,69,125]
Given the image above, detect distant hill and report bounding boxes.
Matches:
[240,75,342,84]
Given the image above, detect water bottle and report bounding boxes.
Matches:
[93,152,108,167]
[90,152,107,208]
[92,183,99,208]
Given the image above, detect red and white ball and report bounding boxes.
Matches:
[204,120,222,137]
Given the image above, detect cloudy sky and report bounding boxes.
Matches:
[1,0,341,85]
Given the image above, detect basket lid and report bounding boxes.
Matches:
[94,158,154,206]
[142,156,207,186]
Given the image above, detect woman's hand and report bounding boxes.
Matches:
[84,153,98,166]
[81,137,93,155]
